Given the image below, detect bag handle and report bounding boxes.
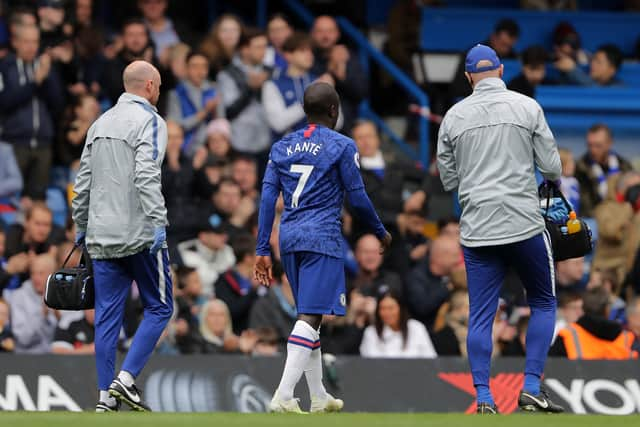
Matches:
[540,180,574,219]
[61,243,93,275]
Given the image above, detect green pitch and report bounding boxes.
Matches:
[1,412,640,427]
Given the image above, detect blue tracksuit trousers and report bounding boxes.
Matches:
[463,232,556,394]
[92,248,173,390]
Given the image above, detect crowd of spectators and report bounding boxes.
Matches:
[0,0,638,361]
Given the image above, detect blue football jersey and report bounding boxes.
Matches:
[263,124,364,258]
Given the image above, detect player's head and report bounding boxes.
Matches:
[464,44,504,89]
[123,60,162,105]
[303,82,340,129]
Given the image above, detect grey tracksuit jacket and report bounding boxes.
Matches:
[72,93,168,259]
[437,78,561,248]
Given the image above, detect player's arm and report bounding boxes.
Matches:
[531,102,562,181]
[133,117,168,229]
[339,142,391,248]
[71,124,95,234]
[255,157,280,286]
[436,118,458,191]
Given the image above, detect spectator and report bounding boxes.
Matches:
[507,45,551,98]
[554,292,584,341]
[199,14,243,77]
[37,0,72,51]
[555,44,624,87]
[0,141,23,218]
[405,236,463,330]
[349,234,403,297]
[551,287,639,359]
[217,28,271,161]
[264,14,292,72]
[551,22,589,67]
[556,257,586,293]
[360,289,437,358]
[200,117,235,164]
[198,298,257,354]
[575,124,633,217]
[51,309,95,354]
[101,18,157,105]
[74,0,94,28]
[431,290,469,356]
[173,266,207,353]
[166,42,190,84]
[558,148,580,213]
[0,24,64,203]
[310,15,367,133]
[252,327,280,356]
[177,213,236,297]
[162,121,210,252]
[627,297,640,338]
[138,0,191,65]
[451,19,520,99]
[167,52,221,156]
[231,155,260,208]
[248,263,296,347]
[262,33,316,141]
[7,7,37,38]
[1,229,25,292]
[321,289,375,354]
[5,202,64,280]
[350,120,425,273]
[501,314,530,356]
[4,254,58,354]
[213,178,252,232]
[215,234,260,335]
[0,298,14,352]
[593,172,640,285]
[56,94,100,171]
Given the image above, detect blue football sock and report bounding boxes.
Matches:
[476,385,494,405]
[523,373,541,395]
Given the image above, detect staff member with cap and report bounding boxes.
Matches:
[437,44,565,414]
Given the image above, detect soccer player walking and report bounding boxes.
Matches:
[254,82,391,413]
[437,45,565,414]
[72,61,171,412]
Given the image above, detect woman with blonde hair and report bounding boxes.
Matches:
[198,299,257,354]
[199,14,244,77]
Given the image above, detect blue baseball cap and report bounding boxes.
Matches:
[465,44,501,73]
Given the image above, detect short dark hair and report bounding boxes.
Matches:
[176,266,198,288]
[596,43,623,71]
[215,178,240,192]
[522,45,548,67]
[232,154,257,169]
[232,234,256,262]
[122,17,147,33]
[186,50,208,64]
[494,18,520,38]
[558,292,582,309]
[582,287,609,317]
[282,32,312,53]
[587,123,613,139]
[237,27,267,49]
[268,13,291,27]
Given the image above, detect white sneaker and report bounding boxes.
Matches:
[310,393,344,413]
[269,391,307,414]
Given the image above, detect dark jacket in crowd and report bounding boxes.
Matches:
[311,47,368,133]
[575,152,633,217]
[347,269,403,298]
[248,286,296,347]
[405,256,451,331]
[0,53,65,147]
[431,325,463,356]
[214,270,259,335]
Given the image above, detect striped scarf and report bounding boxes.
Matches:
[590,152,620,200]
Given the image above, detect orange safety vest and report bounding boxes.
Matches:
[557,323,639,360]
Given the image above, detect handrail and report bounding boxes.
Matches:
[278,0,431,167]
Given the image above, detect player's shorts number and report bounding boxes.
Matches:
[290,164,314,208]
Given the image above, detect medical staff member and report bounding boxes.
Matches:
[72,60,171,412]
[437,44,565,414]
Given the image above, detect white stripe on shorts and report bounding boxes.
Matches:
[157,250,166,304]
[542,229,556,296]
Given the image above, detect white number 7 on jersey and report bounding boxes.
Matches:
[290,164,314,208]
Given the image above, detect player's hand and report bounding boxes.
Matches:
[253,255,273,287]
[379,231,392,254]
[149,227,167,255]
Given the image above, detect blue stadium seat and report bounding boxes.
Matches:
[420,8,640,55]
